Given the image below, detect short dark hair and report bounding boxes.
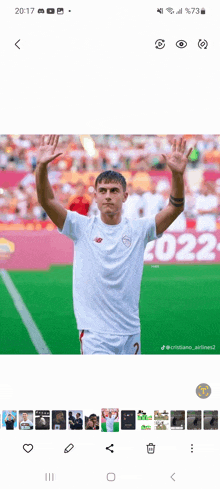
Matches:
[95,171,126,192]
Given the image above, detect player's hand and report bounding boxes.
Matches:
[161,138,193,175]
[36,135,63,166]
[86,420,93,428]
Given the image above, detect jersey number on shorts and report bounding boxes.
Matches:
[134,342,139,355]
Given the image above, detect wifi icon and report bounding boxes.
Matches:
[166,7,174,13]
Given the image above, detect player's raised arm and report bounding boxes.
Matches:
[155,138,193,235]
[35,135,67,230]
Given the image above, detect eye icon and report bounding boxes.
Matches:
[176,40,187,49]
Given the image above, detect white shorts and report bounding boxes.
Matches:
[79,330,141,355]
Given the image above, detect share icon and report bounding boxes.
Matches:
[106,444,114,453]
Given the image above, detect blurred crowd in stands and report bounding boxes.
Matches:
[0,135,220,231]
[1,134,220,173]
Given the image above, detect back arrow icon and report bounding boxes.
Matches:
[171,473,175,481]
[15,40,20,49]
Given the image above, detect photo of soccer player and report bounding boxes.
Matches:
[101,409,119,432]
[19,411,34,430]
[170,410,185,430]
[2,134,220,356]
[68,411,83,430]
[35,410,50,430]
[34,135,192,355]
[154,410,169,430]
[52,411,66,430]
[2,411,17,430]
[137,410,153,430]
[187,411,201,430]
[204,411,218,430]
[85,413,99,430]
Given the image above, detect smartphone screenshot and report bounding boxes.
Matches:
[0,1,219,488]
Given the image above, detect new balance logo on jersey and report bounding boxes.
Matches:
[94,237,103,243]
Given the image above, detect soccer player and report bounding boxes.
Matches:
[68,411,76,430]
[52,411,66,430]
[19,412,33,430]
[86,414,99,430]
[102,409,119,432]
[74,412,83,430]
[5,412,16,430]
[36,135,192,355]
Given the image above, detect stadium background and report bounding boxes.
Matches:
[0,134,220,355]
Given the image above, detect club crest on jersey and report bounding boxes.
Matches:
[94,237,103,243]
[122,235,131,248]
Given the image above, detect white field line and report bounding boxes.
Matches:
[0,269,51,354]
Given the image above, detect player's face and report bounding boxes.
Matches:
[23,413,27,420]
[95,182,128,217]
[56,412,64,422]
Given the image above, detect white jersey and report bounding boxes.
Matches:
[58,211,162,335]
[195,194,217,231]
[20,419,33,430]
[106,415,116,432]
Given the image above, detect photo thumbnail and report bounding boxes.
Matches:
[121,411,136,430]
[19,411,33,430]
[170,410,185,430]
[68,411,83,430]
[154,410,169,430]
[101,409,119,432]
[35,410,50,430]
[137,410,153,430]
[52,411,66,430]
[204,411,218,430]
[85,413,99,430]
[2,411,17,430]
[187,411,201,430]
[1,134,220,355]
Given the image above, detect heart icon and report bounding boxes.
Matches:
[23,444,33,453]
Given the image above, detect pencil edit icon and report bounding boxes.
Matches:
[64,443,74,453]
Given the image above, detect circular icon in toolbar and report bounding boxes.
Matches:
[198,39,208,49]
[176,40,187,49]
[155,39,165,49]
[196,383,211,398]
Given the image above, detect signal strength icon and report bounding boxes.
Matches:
[166,7,174,14]
[176,8,182,14]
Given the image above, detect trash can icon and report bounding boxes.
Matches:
[146,443,155,454]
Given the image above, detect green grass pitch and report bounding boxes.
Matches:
[1,264,219,354]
